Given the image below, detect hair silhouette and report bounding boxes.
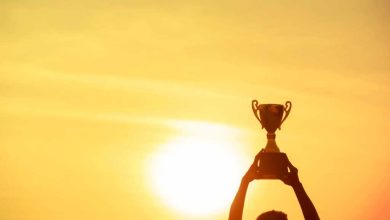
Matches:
[257,210,287,220]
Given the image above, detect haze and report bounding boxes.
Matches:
[1,1,389,220]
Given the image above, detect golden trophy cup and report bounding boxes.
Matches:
[252,99,292,179]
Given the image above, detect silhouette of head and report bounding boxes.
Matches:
[257,210,287,220]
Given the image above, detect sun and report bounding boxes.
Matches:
[147,122,248,216]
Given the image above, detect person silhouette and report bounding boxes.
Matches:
[228,154,320,220]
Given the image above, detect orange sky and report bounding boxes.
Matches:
[1,1,389,220]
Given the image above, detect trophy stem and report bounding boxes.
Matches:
[264,133,280,152]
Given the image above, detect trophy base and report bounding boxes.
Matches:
[257,152,288,179]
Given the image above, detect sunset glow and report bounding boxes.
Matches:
[1,1,389,220]
[148,124,247,215]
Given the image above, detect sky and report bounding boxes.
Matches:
[1,0,389,220]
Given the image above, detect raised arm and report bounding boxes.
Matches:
[228,155,259,220]
[281,160,320,220]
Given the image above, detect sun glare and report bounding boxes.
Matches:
[147,121,248,216]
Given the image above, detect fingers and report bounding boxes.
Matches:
[285,158,297,170]
[289,164,298,173]
[255,148,265,161]
[253,149,263,167]
[254,150,262,160]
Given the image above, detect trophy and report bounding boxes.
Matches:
[252,99,292,179]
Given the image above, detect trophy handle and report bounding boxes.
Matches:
[280,101,292,128]
[252,100,263,128]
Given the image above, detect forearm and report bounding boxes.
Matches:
[292,182,320,220]
[228,180,250,220]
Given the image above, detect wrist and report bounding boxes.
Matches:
[291,181,303,189]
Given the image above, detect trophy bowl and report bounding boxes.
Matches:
[258,104,285,133]
[252,101,291,134]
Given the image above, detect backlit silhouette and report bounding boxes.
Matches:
[228,154,320,220]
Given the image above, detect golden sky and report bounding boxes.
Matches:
[1,1,389,220]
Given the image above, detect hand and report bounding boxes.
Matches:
[280,158,300,186]
[242,151,262,183]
